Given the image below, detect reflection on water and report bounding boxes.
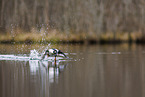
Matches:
[0,60,68,97]
[1,44,145,97]
[29,60,67,83]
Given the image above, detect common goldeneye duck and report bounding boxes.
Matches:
[41,48,67,60]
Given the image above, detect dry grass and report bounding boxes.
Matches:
[0,30,144,44]
[0,34,12,41]
[99,32,143,42]
[14,33,42,42]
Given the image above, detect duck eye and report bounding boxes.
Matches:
[53,50,57,54]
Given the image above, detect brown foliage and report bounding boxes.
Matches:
[0,0,145,35]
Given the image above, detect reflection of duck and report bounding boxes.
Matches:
[29,60,67,83]
[39,60,67,83]
[29,60,39,75]
[41,49,68,61]
[40,60,67,72]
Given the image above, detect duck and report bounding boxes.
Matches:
[41,48,68,61]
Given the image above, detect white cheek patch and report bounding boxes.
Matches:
[49,49,54,53]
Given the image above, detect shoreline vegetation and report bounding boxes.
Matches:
[1,0,145,45]
[0,29,144,44]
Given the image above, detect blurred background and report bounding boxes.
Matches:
[1,1,145,97]
[0,0,145,43]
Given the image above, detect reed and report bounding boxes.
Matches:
[0,30,144,44]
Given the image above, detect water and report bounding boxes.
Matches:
[0,43,145,97]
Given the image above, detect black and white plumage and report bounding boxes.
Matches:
[41,49,67,60]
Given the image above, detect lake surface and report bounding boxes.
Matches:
[0,43,145,97]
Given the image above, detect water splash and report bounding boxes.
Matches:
[0,49,70,61]
[38,43,51,55]
[29,49,40,60]
[44,43,51,50]
[0,54,30,61]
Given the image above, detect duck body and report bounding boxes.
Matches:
[47,49,59,56]
[41,49,67,60]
